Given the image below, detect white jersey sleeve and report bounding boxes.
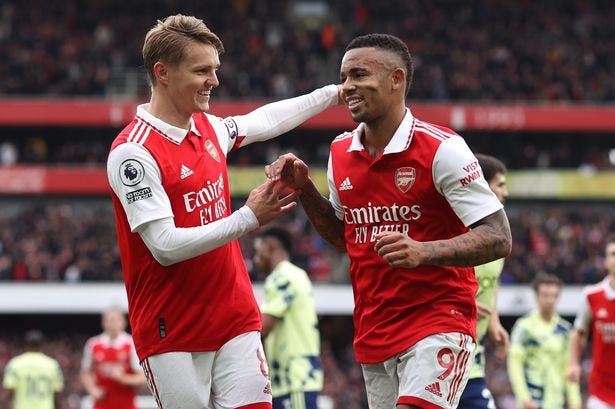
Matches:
[573,294,592,332]
[207,84,339,155]
[80,337,94,371]
[138,208,258,266]
[327,154,344,220]
[107,143,173,231]
[433,137,503,226]
[108,142,259,266]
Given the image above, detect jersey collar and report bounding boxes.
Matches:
[603,276,615,300]
[347,108,415,154]
[136,104,202,144]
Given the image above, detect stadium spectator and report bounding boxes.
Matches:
[459,154,510,409]
[568,235,615,409]
[80,307,145,409]
[267,33,511,409]
[3,329,64,409]
[1,1,615,101]
[107,13,340,409]
[254,227,323,409]
[508,273,581,409]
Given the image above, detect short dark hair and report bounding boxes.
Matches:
[531,272,562,292]
[346,33,414,96]
[260,227,293,254]
[606,235,615,247]
[25,329,44,347]
[475,153,507,183]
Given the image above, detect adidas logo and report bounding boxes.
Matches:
[425,382,442,397]
[339,177,353,191]
[180,164,193,179]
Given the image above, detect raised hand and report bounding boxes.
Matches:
[265,153,310,189]
[246,179,299,226]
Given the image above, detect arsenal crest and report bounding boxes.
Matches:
[395,167,416,193]
[205,139,221,163]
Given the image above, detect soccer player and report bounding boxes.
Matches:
[3,330,64,409]
[80,307,145,409]
[107,14,339,409]
[458,154,510,409]
[266,33,512,409]
[254,227,323,409]
[508,273,581,409]
[568,235,615,409]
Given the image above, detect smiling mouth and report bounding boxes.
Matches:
[198,90,211,97]
[346,97,363,109]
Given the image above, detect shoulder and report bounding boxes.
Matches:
[413,119,461,143]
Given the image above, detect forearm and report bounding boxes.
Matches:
[80,371,99,395]
[568,330,585,367]
[238,85,338,145]
[422,210,511,267]
[115,372,146,387]
[299,180,346,252]
[138,207,258,266]
[507,353,531,403]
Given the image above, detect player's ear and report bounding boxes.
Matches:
[391,67,405,92]
[153,61,170,86]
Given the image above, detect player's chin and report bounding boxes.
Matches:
[195,100,210,113]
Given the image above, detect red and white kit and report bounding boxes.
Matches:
[327,109,502,364]
[81,332,141,409]
[575,278,615,405]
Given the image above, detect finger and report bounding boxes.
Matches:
[264,164,277,180]
[278,189,300,206]
[278,201,298,214]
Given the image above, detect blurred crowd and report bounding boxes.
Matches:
[1,0,614,101]
[2,129,615,171]
[0,199,613,285]
[0,321,593,409]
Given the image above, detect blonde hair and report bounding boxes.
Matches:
[142,14,224,86]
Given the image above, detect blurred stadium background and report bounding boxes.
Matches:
[1,0,614,408]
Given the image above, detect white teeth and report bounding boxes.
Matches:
[347,98,362,107]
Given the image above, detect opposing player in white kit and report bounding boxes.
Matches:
[107,14,339,409]
[267,34,512,409]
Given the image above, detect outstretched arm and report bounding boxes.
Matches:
[232,85,341,148]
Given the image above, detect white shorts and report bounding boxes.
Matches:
[588,395,615,409]
[362,332,475,409]
[141,331,272,409]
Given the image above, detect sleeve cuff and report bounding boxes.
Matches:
[237,205,260,230]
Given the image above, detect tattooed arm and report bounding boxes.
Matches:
[298,179,347,252]
[266,153,347,252]
[375,209,511,268]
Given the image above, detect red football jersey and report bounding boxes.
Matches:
[81,332,140,409]
[585,282,615,404]
[328,111,501,363]
[109,112,261,360]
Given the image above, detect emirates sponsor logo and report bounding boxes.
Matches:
[395,167,416,193]
[343,202,421,225]
[425,381,442,397]
[205,139,220,162]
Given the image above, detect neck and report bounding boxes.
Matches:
[270,256,288,271]
[148,92,191,130]
[363,104,406,158]
[539,310,554,322]
[610,275,615,289]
